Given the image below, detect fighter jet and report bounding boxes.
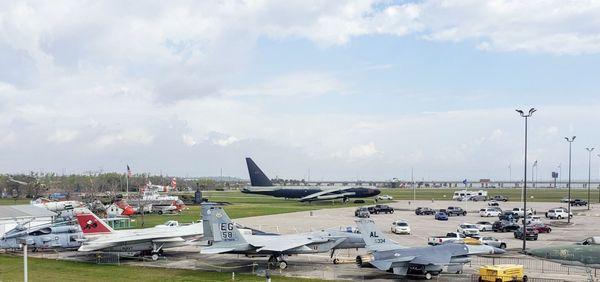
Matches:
[75,210,202,260]
[201,203,365,269]
[355,218,505,280]
[0,222,83,250]
[242,158,380,202]
[527,237,600,268]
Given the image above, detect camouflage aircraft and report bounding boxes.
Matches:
[355,218,505,280]
[527,237,600,268]
[201,203,365,269]
[0,222,83,250]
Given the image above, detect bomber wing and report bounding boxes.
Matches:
[300,187,355,202]
[79,233,188,252]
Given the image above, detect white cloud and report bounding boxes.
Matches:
[223,72,347,97]
[349,142,380,159]
[212,136,239,147]
[181,134,197,147]
[95,130,154,147]
[48,129,78,143]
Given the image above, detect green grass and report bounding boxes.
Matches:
[0,198,30,205]
[128,188,600,228]
[0,255,325,282]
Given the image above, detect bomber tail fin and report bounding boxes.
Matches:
[201,203,247,249]
[355,218,401,252]
[245,158,273,187]
[75,211,114,234]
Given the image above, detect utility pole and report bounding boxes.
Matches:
[565,136,576,224]
[516,107,536,252]
[586,148,594,209]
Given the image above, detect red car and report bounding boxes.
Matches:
[529,223,552,233]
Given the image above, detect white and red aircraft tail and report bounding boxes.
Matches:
[75,212,114,234]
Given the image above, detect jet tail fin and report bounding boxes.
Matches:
[245,158,273,187]
[201,203,247,248]
[75,211,114,234]
[355,218,401,252]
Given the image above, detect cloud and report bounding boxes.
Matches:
[48,129,78,143]
[223,72,347,97]
[349,142,380,159]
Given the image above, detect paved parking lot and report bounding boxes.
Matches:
[29,199,599,281]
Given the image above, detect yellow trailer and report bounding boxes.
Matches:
[478,264,527,282]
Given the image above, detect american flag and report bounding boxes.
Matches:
[171,177,177,188]
[127,165,132,177]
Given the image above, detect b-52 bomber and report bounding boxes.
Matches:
[0,222,83,250]
[201,203,365,269]
[355,218,505,280]
[242,158,380,202]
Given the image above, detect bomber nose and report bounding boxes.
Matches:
[493,247,506,254]
[371,189,381,196]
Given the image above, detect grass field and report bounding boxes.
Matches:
[0,255,325,282]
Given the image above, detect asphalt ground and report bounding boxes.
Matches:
[25,199,600,281]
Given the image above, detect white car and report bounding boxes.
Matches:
[475,221,494,232]
[391,220,411,234]
[512,207,536,217]
[457,223,480,236]
[377,195,394,201]
[525,215,542,224]
[479,208,501,217]
[546,208,573,219]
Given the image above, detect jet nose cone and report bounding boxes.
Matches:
[493,247,506,254]
[371,189,381,196]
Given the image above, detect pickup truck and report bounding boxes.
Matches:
[428,232,466,245]
[368,204,395,214]
[446,206,467,216]
[511,207,535,217]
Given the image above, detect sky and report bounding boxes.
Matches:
[1,0,600,181]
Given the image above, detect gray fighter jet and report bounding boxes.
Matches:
[527,236,600,268]
[0,222,83,250]
[201,203,365,269]
[355,218,505,280]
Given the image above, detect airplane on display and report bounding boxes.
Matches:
[355,218,505,280]
[527,236,600,268]
[241,158,381,202]
[0,222,83,250]
[75,210,202,260]
[201,203,365,269]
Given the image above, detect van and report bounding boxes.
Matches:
[479,208,501,217]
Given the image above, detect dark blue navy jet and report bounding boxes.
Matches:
[241,158,380,202]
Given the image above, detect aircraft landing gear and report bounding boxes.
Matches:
[424,272,432,280]
[151,243,165,261]
[268,254,288,270]
[342,197,349,204]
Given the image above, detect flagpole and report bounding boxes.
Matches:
[126,166,129,199]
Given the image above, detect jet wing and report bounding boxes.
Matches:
[411,253,452,265]
[79,233,190,252]
[300,187,355,202]
[201,247,237,254]
[371,256,415,271]
[255,237,315,252]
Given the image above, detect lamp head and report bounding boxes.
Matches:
[529,108,536,114]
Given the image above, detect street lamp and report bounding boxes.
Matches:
[516,107,536,252]
[565,136,576,224]
[586,148,594,210]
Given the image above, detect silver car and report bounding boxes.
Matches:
[479,236,507,249]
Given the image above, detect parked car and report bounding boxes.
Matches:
[492,220,520,232]
[376,195,394,201]
[428,232,466,245]
[512,207,536,217]
[435,211,449,221]
[468,195,488,201]
[514,226,539,240]
[498,210,520,221]
[491,195,509,202]
[353,199,366,204]
[415,207,436,215]
[368,205,394,214]
[457,223,480,236]
[529,223,551,233]
[487,200,500,207]
[545,208,573,219]
[560,197,572,203]
[525,215,542,225]
[447,206,467,216]
[391,220,411,234]
[355,207,370,218]
[475,221,494,232]
[478,236,507,249]
[570,199,588,206]
[479,207,502,217]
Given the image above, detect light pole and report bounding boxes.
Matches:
[586,148,594,210]
[516,107,536,252]
[565,136,576,224]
